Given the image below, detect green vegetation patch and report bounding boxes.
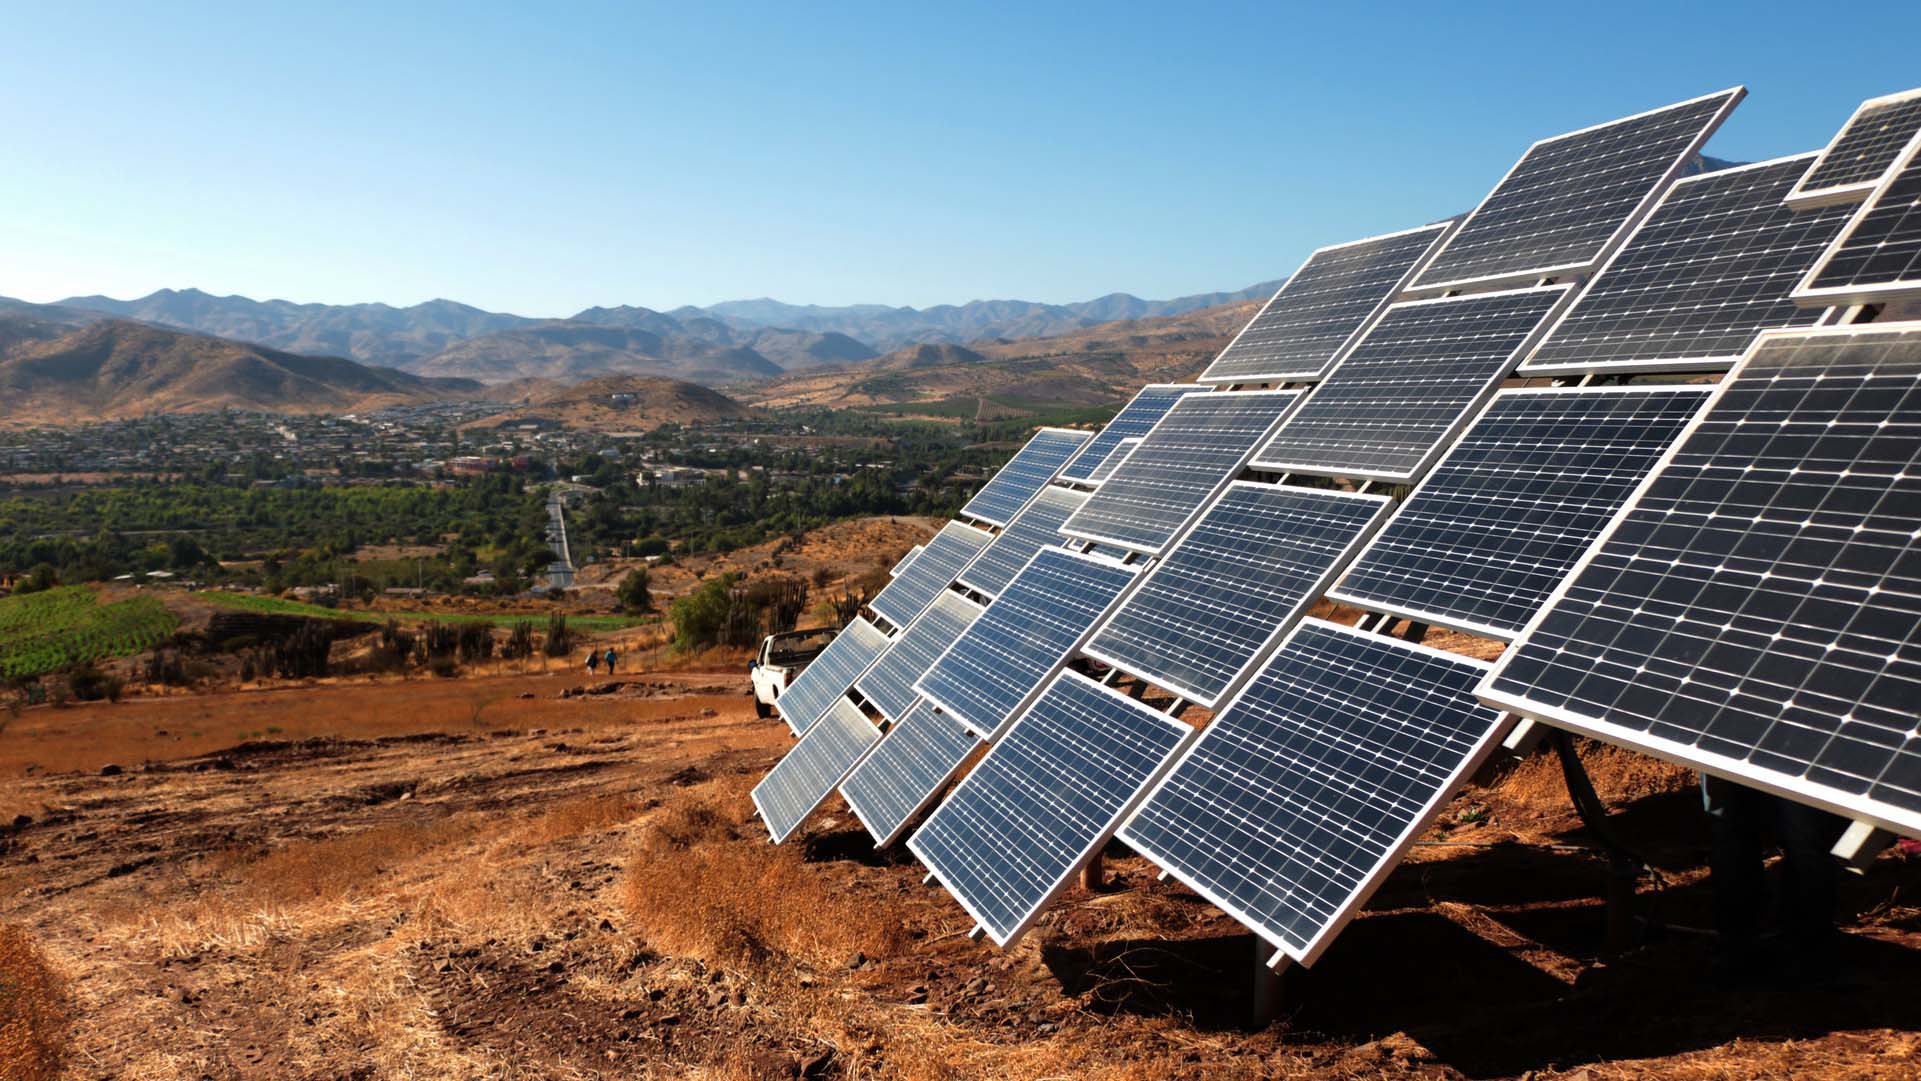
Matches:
[194,591,647,631]
[0,586,180,679]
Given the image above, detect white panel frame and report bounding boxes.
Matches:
[1476,323,1921,841]
[1406,88,1746,296]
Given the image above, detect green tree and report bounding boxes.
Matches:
[616,568,653,614]
[669,574,735,652]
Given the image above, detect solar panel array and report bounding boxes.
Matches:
[957,484,1089,598]
[854,591,984,721]
[959,428,1091,527]
[1120,619,1509,964]
[753,697,882,843]
[1795,130,1921,308]
[839,700,982,847]
[775,617,890,736]
[1057,385,1196,484]
[907,670,1194,946]
[868,521,991,628]
[1084,483,1390,706]
[1481,325,1921,837]
[1061,390,1299,554]
[1330,387,1711,638]
[1412,89,1743,291]
[920,547,1138,740]
[1199,223,1453,385]
[1251,286,1570,482]
[1787,88,1921,208]
[1522,155,1856,374]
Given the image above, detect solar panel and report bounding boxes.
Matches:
[1329,387,1711,639]
[1795,129,1921,309]
[752,697,882,843]
[839,699,982,847]
[956,484,1088,598]
[1120,619,1510,966]
[891,545,923,578]
[1480,324,1921,839]
[1410,89,1744,292]
[868,521,992,628]
[1521,155,1855,375]
[1057,385,1197,484]
[1061,390,1301,555]
[1251,286,1570,482]
[1086,438,1140,484]
[1199,223,1455,385]
[854,592,984,721]
[1083,483,1391,707]
[1786,88,1921,210]
[775,617,890,736]
[920,547,1139,740]
[959,428,1092,527]
[907,670,1195,946]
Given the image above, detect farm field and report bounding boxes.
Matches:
[0,586,179,679]
[2,664,1917,1080]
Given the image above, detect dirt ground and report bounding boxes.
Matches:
[3,665,1919,1080]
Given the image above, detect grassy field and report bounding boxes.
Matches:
[193,590,650,631]
[0,586,180,679]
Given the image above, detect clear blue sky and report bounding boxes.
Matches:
[2,2,1912,316]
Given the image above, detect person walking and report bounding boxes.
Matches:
[586,649,599,676]
[603,646,618,676]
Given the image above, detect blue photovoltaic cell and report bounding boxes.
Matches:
[868,521,991,628]
[1329,387,1710,637]
[855,592,983,722]
[1200,224,1453,384]
[775,617,890,736]
[753,697,881,843]
[1061,390,1300,555]
[960,428,1091,527]
[920,547,1138,740]
[1085,483,1391,706]
[1058,385,1198,483]
[1481,325,1921,837]
[839,700,982,847]
[908,670,1192,946]
[1412,89,1742,289]
[957,485,1088,598]
[1120,619,1507,964]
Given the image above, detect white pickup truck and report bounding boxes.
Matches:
[749,627,837,718]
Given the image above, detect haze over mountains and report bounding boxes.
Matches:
[12,281,1283,383]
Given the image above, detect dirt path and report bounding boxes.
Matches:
[3,672,1918,1079]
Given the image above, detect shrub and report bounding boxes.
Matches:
[65,664,123,703]
[669,575,734,652]
[456,623,494,663]
[616,568,653,614]
[501,621,535,660]
[418,622,459,660]
[427,655,460,679]
[543,614,573,657]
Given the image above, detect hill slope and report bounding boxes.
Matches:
[469,374,755,432]
[0,318,480,425]
[413,322,787,385]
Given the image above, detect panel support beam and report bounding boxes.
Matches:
[1832,820,1897,874]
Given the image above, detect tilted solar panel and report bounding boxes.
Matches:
[890,545,923,578]
[1251,286,1569,482]
[920,547,1139,740]
[1787,88,1921,209]
[839,699,982,847]
[1795,129,1921,308]
[1057,385,1197,484]
[752,697,882,843]
[1329,387,1711,638]
[1061,389,1301,555]
[908,670,1195,946]
[1480,325,1921,839]
[855,592,984,722]
[1411,89,1743,292]
[1522,155,1855,375]
[775,617,890,736]
[1084,483,1391,707]
[959,428,1091,527]
[868,521,992,628]
[1086,439,1139,484]
[1120,619,1510,966]
[1199,223,1454,385]
[957,484,1088,599]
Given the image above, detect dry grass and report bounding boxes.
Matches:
[516,793,647,844]
[0,924,68,1081]
[622,787,906,971]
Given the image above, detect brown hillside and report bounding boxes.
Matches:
[466,374,755,433]
[0,318,479,426]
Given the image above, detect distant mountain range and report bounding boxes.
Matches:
[5,281,1283,384]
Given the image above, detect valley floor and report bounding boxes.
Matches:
[3,669,1918,1080]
